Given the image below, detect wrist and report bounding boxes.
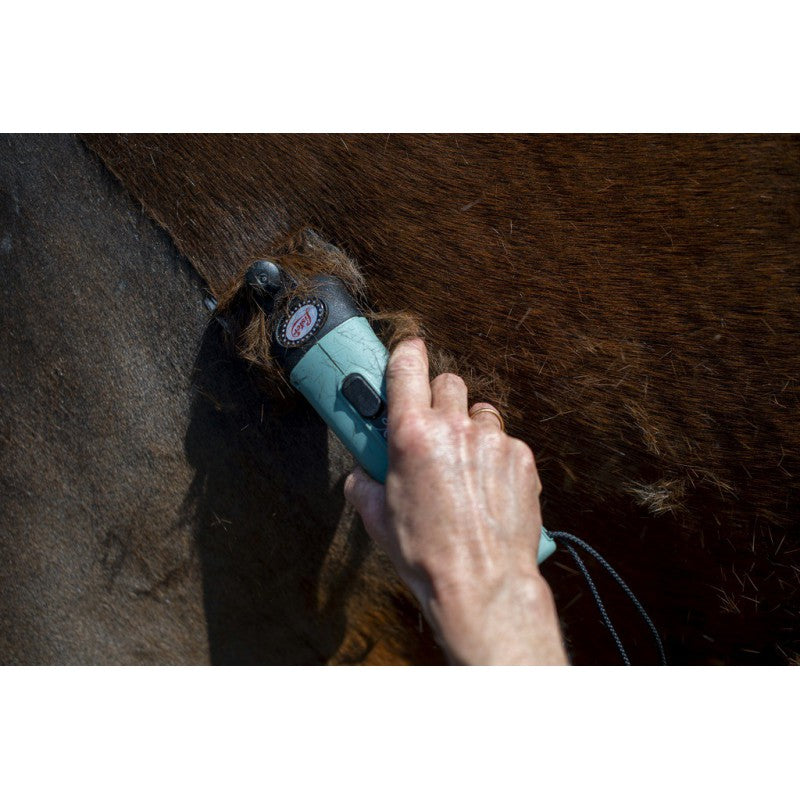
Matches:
[428,570,567,665]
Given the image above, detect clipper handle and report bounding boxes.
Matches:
[290,316,391,484]
[289,317,556,564]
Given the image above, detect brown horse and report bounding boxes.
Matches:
[2,134,798,664]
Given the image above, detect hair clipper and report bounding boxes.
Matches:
[244,260,556,564]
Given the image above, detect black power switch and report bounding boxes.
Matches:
[341,373,384,420]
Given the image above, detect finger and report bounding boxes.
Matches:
[431,372,469,415]
[386,338,431,416]
[344,466,390,546]
[469,402,505,431]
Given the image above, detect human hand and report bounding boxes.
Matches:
[344,338,567,665]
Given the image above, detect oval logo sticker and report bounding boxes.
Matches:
[287,303,318,341]
[276,298,327,348]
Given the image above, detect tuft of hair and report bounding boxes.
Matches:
[625,478,687,516]
[215,229,428,396]
[428,348,511,416]
[367,310,425,352]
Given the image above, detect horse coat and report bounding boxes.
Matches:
[2,133,798,664]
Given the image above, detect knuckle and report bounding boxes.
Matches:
[443,411,471,436]
[387,353,425,379]
[519,449,543,494]
[513,439,538,474]
[433,372,467,392]
[390,411,432,456]
[479,427,506,447]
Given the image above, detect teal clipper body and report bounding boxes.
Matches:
[245,261,556,564]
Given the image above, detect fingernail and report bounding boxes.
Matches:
[343,472,356,500]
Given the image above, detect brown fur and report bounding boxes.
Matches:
[82,134,800,664]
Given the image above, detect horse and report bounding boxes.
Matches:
[2,133,797,664]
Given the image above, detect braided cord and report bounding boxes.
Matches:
[548,530,667,666]
[563,543,630,665]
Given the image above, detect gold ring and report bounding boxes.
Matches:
[469,406,505,432]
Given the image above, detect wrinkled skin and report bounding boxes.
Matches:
[345,341,568,665]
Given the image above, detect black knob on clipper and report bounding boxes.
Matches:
[246,260,284,296]
[245,260,295,315]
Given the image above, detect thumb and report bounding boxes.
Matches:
[344,466,389,546]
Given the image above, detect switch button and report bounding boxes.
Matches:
[341,373,384,420]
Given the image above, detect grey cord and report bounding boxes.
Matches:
[563,542,631,665]
[549,530,668,666]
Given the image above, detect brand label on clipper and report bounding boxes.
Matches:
[277,299,328,348]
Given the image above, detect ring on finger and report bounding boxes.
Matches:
[469,405,505,432]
